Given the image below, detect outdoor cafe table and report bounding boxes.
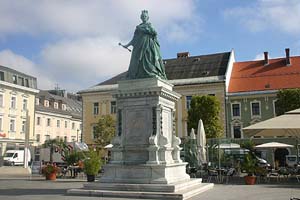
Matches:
[216,168,225,183]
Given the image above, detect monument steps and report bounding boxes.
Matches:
[83,178,202,192]
[67,180,213,200]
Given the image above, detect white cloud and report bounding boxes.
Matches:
[40,36,130,89]
[0,0,203,92]
[0,50,54,89]
[0,0,202,42]
[224,0,300,34]
[254,53,265,61]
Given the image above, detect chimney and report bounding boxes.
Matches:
[177,52,190,58]
[285,48,291,66]
[264,52,269,65]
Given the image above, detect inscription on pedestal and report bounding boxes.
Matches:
[125,109,151,145]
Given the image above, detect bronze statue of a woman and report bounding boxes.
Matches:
[119,10,167,80]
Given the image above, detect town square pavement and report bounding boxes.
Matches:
[0,166,299,200]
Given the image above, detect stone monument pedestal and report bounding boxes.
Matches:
[68,78,213,199]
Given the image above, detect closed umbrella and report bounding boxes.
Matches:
[197,119,207,165]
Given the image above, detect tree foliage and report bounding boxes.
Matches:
[94,115,116,148]
[187,95,223,138]
[275,89,300,116]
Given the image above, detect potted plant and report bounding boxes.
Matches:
[242,154,257,185]
[42,163,60,180]
[84,151,102,182]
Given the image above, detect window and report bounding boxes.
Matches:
[25,79,29,87]
[111,101,116,114]
[273,100,278,117]
[233,125,241,138]
[64,136,67,142]
[92,126,97,139]
[251,102,260,116]
[36,98,40,105]
[186,96,192,110]
[0,94,3,107]
[36,134,40,142]
[71,136,76,141]
[93,102,99,115]
[45,135,50,141]
[57,120,60,128]
[11,96,16,109]
[22,99,28,110]
[0,117,2,131]
[72,122,75,130]
[44,100,49,107]
[22,121,26,133]
[0,71,4,81]
[47,118,51,126]
[232,103,241,117]
[18,77,24,86]
[37,117,41,125]
[12,75,17,84]
[9,119,15,132]
[65,121,68,128]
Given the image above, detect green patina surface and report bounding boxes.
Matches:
[120,10,167,80]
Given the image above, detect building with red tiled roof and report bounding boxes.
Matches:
[226,49,300,139]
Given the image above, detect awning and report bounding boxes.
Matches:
[243,108,300,137]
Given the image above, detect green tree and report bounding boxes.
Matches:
[187,95,223,138]
[94,115,116,148]
[275,89,300,116]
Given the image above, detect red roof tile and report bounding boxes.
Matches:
[229,56,300,93]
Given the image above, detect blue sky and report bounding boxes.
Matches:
[0,0,299,92]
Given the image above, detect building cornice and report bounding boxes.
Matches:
[36,110,73,119]
[227,89,278,97]
[0,80,39,94]
[78,76,225,94]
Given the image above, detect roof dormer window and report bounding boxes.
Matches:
[44,100,49,107]
[62,104,66,110]
[54,102,58,109]
[35,98,40,105]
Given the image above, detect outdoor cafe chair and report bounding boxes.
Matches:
[207,169,218,183]
[224,167,235,184]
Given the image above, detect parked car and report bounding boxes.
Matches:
[255,156,270,168]
[3,150,31,166]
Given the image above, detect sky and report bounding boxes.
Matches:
[0,0,299,92]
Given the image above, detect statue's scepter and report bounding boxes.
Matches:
[118,43,131,52]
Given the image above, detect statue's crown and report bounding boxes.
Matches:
[141,10,148,15]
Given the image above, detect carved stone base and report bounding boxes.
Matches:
[100,163,190,184]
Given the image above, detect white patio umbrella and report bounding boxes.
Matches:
[255,142,294,169]
[196,119,207,165]
[243,108,300,138]
[190,128,196,139]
